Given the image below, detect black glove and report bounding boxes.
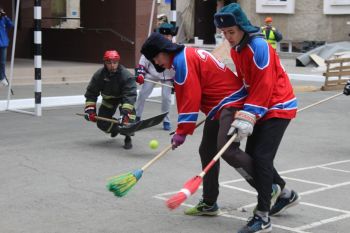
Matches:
[343,80,350,96]
[84,104,97,122]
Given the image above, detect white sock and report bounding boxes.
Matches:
[280,188,292,199]
[255,210,269,222]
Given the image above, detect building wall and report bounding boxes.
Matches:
[241,0,349,42]
[8,0,154,67]
[162,0,350,43]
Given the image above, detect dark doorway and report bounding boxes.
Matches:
[194,0,217,44]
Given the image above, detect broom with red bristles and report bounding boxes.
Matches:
[166,133,237,209]
[166,92,344,209]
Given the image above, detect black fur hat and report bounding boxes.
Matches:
[141,32,184,61]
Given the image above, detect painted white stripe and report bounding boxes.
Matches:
[220,184,257,195]
[220,178,246,184]
[1,88,163,111]
[223,213,312,233]
[288,73,324,82]
[35,104,42,116]
[34,55,42,68]
[319,166,350,173]
[300,181,350,196]
[34,31,42,44]
[34,6,42,19]
[237,202,257,210]
[171,11,177,21]
[296,213,350,231]
[35,80,42,92]
[282,176,331,187]
[300,202,350,214]
[279,160,350,174]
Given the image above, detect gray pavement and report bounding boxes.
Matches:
[0,88,350,233]
[0,58,350,233]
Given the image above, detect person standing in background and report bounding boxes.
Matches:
[261,17,283,50]
[135,23,177,131]
[0,6,14,87]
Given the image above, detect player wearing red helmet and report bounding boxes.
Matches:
[84,50,137,149]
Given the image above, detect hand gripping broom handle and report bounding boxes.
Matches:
[194,92,343,179]
[198,133,237,178]
[76,113,120,124]
[297,92,342,112]
[141,120,207,171]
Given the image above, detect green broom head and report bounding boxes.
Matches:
[106,169,143,197]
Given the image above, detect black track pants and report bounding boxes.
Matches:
[199,108,255,204]
[246,118,290,212]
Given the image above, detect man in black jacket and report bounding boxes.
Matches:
[84,50,137,149]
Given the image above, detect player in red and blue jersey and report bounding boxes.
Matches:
[141,32,258,214]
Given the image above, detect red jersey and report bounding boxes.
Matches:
[173,47,247,135]
[230,36,297,121]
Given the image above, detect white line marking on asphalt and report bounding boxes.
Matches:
[154,159,350,232]
[281,176,331,187]
[319,166,350,173]
[295,213,350,231]
[278,160,350,175]
[220,184,257,195]
[300,181,350,196]
[300,202,350,214]
[288,73,324,82]
[0,88,163,111]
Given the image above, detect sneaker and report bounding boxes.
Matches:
[135,116,141,122]
[253,184,281,214]
[123,136,132,150]
[0,78,8,87]
[163,121,171,131]
[269,190,300,216]
[184,199,220,216]
[238,215,272,233]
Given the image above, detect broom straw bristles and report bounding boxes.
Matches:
[166,176,203,209]
[107,169,143,197]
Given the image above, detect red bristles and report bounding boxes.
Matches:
[166,176,203,210]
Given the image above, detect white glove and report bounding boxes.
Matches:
[227,110,256,141]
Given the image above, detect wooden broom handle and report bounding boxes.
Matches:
[297,92,342,112]
[141,119,207,171]
[144,79,173,88]
[141,145,173,171]
[199,134,237,178]
[76,113,120,124]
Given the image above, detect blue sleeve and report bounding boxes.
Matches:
[249,37,269,70]
[5,17,14,29]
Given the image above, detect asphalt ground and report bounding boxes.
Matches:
[0,81,349,233]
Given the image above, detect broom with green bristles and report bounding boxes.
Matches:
[107,144,172,197]
[106,119,206,197]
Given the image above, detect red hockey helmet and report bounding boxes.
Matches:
[103,50,120,61]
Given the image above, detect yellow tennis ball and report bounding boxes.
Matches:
[149,139,159,149]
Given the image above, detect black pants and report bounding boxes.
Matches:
[96,104,120,135]
[199,108,289,212]
[199,108,256,204]
[246,118,289,212]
